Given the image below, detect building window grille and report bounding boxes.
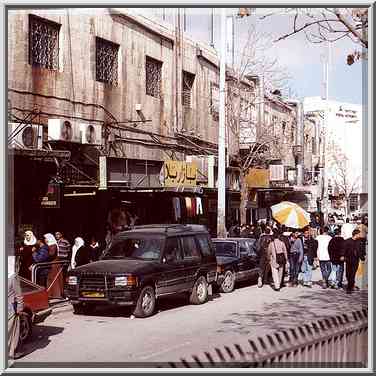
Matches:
[96,37,119,86]
[29,15,60,70]
[182,71,195,107]
[145,56,162,98]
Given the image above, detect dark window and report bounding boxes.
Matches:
[239,240,256,256]
[196,235,213,256]
[213,242,237,257]
[29,15,60,70]
[181,236,200,259]
[164,237,182,262]
[182,71,195,107]
[282,121,286,135]
[103,238,162,260]
[210,82,219,118]
[96,37,119,85]
[145,56,162,98]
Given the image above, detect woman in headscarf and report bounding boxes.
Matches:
[16,231,37,280]
[44,233,63,299]
[71,237,90,268]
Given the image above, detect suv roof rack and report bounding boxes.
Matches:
[132,224,192,233]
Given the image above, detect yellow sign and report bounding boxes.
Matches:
[245,169,270,188]
[164,160,197,187]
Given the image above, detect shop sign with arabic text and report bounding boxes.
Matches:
[163,160,197,187]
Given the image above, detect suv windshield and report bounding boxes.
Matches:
[213,242,237,257]
[103,238,163,260]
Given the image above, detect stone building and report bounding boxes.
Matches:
[8,8,243,240]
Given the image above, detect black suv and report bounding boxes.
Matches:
[65,224,217,318]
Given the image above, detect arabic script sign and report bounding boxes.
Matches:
[163,160,197,187]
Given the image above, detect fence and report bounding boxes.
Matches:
[31,260,70,299]
[164,309,368,368]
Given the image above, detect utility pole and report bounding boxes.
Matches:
[322,41,330,223]
[217,8,227,238]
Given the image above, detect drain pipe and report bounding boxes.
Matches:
[286,99,304,186]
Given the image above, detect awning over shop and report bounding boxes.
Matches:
[9,148,71,161]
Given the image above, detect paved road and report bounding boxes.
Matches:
[15,269,367,367]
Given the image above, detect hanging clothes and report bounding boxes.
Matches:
[180,197,187,220]
[172,197,181,221]
[196,197,203,215]
[185,197,192,217]
[191,197,196,217]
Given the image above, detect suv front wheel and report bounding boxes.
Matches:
[189,276,208,304]
[133,286,156,318]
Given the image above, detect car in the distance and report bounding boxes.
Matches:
[212,238,259,293]
[65,224,217,318]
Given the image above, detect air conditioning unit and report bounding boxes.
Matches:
[48,119,81,143]
[80,123,102,145]
[8,123,43,149]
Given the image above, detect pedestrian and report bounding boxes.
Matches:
[44,233,64,299]
[55,231,72,262]
[344,229,366,294]
[279,226,291,287]
[356,217,368,257]
[253,224,261,240]
[328,228,345,289]
[55,231,71,286]
[316,226,333,289]
[71,237,90,268]
[288,230,304,287]
[30,236,50,287]
[256,227,273,288]
[327,218,338,237]
[300,227,318,288]
[88,235,101,262]
[341,218,355,240]
[16,230,37,280]
[240,224,250,237]
[268,230,288,291]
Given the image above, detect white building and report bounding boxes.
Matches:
[304,96,365,215]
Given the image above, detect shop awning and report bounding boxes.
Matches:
[9,148,71,161]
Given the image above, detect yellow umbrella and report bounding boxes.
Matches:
[271,201,310,229]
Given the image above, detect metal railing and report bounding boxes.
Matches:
[31,260,70,297]
[164,309,368,368]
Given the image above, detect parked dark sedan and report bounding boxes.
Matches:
[65,224,217,318]
[212,238,259,293]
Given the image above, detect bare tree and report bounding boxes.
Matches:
[260,8,368,65]
[329,143,360,216]
[217,24,293,224]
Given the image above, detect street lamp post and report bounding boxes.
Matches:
[217,8,227,238]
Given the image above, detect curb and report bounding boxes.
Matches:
[49,300,72,315]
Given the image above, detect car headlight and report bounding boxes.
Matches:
[114,275,138,287]
[67,276,78,285]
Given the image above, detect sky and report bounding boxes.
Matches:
[248,9,365,105]
[176,8,366,105]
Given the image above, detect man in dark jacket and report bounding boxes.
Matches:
[344,229,365,294]
[300,227,318,287]
[256,227,273,288]
[328,228,345,289]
